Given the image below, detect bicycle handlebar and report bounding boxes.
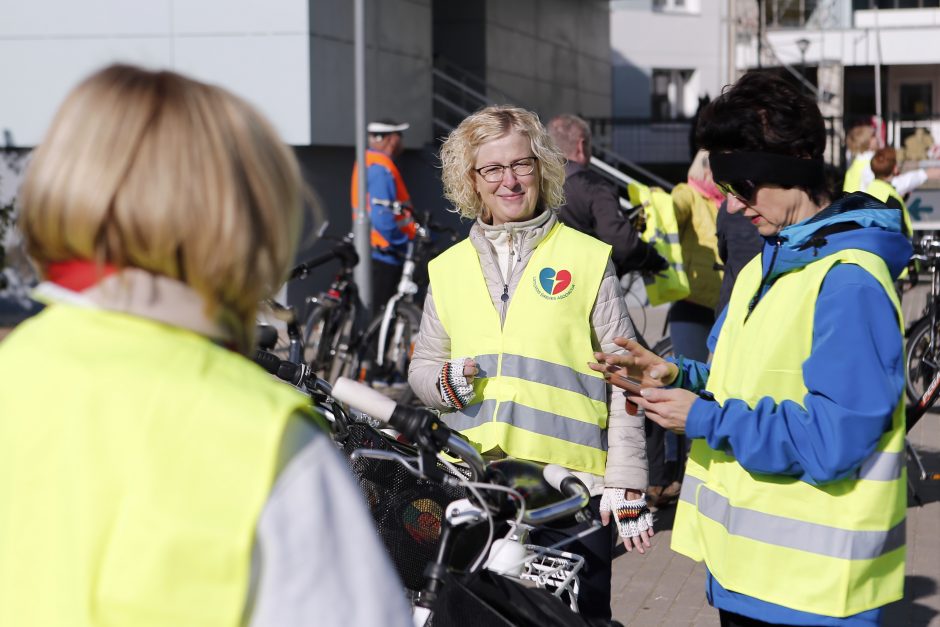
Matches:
[288,239,359,281]
[331,377,591,524]
[331,377,484,480]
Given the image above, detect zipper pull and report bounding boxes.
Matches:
[501,284,509,302]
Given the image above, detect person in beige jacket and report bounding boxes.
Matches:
[408,105,650,621]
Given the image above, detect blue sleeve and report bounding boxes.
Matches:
[664,307,724,392]
[684,264,903,485]
[367,164,409,248]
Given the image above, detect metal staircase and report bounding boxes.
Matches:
[431,57,674,199]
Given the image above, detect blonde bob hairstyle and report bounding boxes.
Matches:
[19,64,304,351]
[687,149,712,182]
[439,105,566,220]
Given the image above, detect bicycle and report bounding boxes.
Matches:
[353,206,460,392]
[249,351,609,625]
[330,376,616,627]
[293,233,366,383]
[905,233,940,409]
[892,233,940,501]
[254,221,362,375]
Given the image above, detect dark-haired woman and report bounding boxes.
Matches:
[593,70,909,626]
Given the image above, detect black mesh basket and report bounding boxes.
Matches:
[339,422,468,591]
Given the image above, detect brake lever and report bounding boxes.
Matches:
[350,449,423,477]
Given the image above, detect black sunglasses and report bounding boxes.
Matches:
[716,179,758,203]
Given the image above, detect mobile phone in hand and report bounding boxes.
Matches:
[613,373,644,396]
[612,374,643,415]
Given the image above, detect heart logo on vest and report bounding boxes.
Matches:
[537,267,574,299]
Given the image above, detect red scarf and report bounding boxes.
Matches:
[45,260,118,292]
[688,178,726,207]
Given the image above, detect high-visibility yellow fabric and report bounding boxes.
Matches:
[629,181,690,306]
[671,182,723,311]
[672,249,906,617]
[867,178,912,237]
[429,222,610,474]
[843,156,870,192]
[0,305,311,627]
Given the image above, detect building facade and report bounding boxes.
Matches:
[0,0,613,297]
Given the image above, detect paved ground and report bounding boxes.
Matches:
[611,410,940,626]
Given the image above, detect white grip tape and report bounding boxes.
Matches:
[543,464,573,492]
[331,377,396,423]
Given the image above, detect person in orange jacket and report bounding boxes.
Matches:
[351,120,418,309]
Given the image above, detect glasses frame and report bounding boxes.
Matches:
[474,156,539,183]
[717,179,758,204]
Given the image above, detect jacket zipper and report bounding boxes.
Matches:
[485,226,531,327]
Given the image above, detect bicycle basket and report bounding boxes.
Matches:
[340,422,468,590]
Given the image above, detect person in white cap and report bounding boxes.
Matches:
[351,119,417,309]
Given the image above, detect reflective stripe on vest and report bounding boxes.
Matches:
[0,305,310,626]
[867,178,912,237]
[350,150,416,247]
[679,475,906,561]
[429,222,611,474]
[671,248,906,617]
[629,181,690,306]
[843,156,870,193]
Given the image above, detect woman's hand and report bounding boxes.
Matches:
[600,488,654,553]
[588,337,678,392]
[462,359,478,384]
[632,387,698,434]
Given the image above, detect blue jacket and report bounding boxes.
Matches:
[673,193,911,626]
[366,152,410,266]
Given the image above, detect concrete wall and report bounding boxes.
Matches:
[309,0,432,148]
[484,0,612,120]
[0,0,310,146]
[610,1,728,119]
[0,0,434,149]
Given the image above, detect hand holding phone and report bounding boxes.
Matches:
[613,374,644,415]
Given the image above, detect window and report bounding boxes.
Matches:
[651,69,695,121]
[900,83,934,117]
[653,0,699,13]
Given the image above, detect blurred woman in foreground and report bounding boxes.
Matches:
[0,64,410,627]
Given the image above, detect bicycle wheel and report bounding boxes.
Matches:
[303,303,351,378]
[327,313,359,384]
[302,305,330,371]
[358,303,422,385]
[906,316,940,404]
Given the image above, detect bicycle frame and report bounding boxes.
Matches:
[375,240,420,368]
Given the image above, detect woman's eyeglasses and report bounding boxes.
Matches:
[716,179,758,204]
[474,157,538,183]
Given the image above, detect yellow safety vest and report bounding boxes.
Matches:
[629,181,690,306]
[671,249,906,617]
[843,156,870,193]
[867,178,912,238]
[0,305,312,627]
[429,222,610,475]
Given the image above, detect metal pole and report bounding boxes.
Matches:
[873,7,884,147]
[353,0,372,312]
[757,0,763,69]
[727,0,736,86]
